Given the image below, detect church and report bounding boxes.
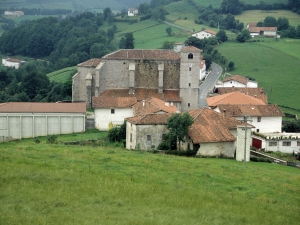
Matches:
[72,46,202,112]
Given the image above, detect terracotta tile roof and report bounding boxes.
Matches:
[125,113,172,125]
[204,30,217,35]
[133,97,178,116]
[92,96,137,109]
[0,102,86,113]
[4,58,24,63]
[187,108,245,143]
[99,88,181,102]
[78,58,102,67]
[223,75,248,85]
[103,49,180,60]
[217,87,268,104]
[217,104,285,117]
[247,23,257,27]
[206,92,266,108]
[248,27,277,33]
[181,46,202,53]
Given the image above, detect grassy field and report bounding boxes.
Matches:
[235,10,300,27]
[0,130,300,225]
[46,66,77,83]
[216,38,300,116]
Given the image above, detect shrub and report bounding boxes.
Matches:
[157,141,169,150]
[46,135,58,144]
[34,138,40,144]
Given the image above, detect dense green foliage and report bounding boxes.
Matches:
[166,113,193,150]
[0,132,299,224]
[107,122,126,143]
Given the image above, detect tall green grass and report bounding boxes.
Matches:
[0,132,299,225]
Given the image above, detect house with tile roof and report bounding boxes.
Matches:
[73,46,202,112]
[246,23,277,37]
[2,57,26,69]
[217,75,258,88]
[125,107,248,158]
[192,30,217,39]
[206,91,266,108]
[128,8,138,16]
[216,87,268,104]
[215,104,284,133]
[92,96,178,131]
[0,102,86,141]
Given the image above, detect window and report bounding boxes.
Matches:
[130,133,132,142]
[269,142,277,146]
[189,67,191,71]
[188,53,193,59]
[146,135,152,145]
[257,116,261,122]
[282,141,291,146]
[189,83,191,87]
[111,109,115,114]
[297,141,300,146]
[256,129,259,132]
[188,103,190,107]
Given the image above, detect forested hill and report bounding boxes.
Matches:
[0,0,151,12]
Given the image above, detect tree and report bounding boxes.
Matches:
[277,17,289,31]
[124,33,134,49]
[264,16,277,27]
[216,29,228,42]
[221,0,244,15]
[161,41,175,49]
[236,29,251,43]
[228,61,235,71]
[167,113,194,150]
[103,7,112,20]
[166,27,172,36]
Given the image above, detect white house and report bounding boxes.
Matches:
[252,132,300,153]
[128,8,138,16]
[246,23,277,37]
[92,96,137,130]
[0,102,86,141]
[2,58,25,69]
[199,60,206,80]
[4,11,24,17]
[219,75,258,88]
[214,104,284,133]
[192,30,217,39]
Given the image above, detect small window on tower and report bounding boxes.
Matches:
[188,53,193,59]
[188,103,190,107]
[189,83,191,87]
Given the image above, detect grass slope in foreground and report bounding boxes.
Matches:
[216,39,300,115]
[0,132,300,225]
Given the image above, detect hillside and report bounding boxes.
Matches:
[0,132,300,224]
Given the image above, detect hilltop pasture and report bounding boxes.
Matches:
[216,39,300,115]
[0,131,299,225]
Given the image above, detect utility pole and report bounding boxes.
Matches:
[243,115,252,164]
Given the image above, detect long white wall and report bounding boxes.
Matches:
[0,113,85,140]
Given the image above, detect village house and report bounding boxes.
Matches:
[0,102,86,141]
[246,23,277,37]
[192,30,217,39]
[73,46,202,112]
[4,11,24,17]
[252,132,300,154]
[2,57,26,69]
[125,107,249,158]
[128,8,138,16]
[214,104,284,133]
[216,87,268,104]
[216,75,258,88]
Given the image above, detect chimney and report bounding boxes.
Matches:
[223,109,226,118]
[171,101,173,106]
[142,100,145,107]
[165,102,169,107]
[255,95,257,98]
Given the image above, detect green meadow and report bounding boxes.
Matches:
[46,66,77,83]
[235,10,300,27]
[216,39,300,115]
[0,131,300,225]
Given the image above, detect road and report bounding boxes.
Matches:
[198,62,222,107]
[163,21,194,32]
